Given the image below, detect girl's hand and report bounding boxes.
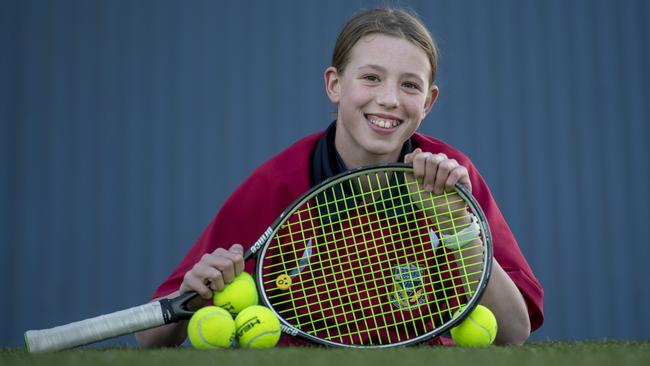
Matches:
[404,148,472,194]
[179,244,245,299]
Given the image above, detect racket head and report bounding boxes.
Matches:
[254,164,492,348]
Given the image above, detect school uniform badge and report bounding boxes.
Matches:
[389,264,426,309]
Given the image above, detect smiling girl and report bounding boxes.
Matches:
[136,7,543,347]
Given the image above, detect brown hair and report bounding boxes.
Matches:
[331,8,439,85]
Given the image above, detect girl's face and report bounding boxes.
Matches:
[325,34,438,168]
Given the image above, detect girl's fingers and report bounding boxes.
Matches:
[405,150,470,194]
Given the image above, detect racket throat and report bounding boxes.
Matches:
[159,292,201,323]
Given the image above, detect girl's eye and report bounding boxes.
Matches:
[362,75,380,82]
[403,82,421,91]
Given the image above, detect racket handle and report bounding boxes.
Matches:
[24,301,166,353]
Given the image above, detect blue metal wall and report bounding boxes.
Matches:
[1,0,649,347]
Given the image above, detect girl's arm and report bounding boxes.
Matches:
[136,244,244,348]
[440,214,531,345]
[134,291,190,348]
[480,260,531,345]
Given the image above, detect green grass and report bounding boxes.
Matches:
[2,342,649,366]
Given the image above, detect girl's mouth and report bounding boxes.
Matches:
[365,114,402,129]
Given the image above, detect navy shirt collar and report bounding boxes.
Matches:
[310,121,414,186]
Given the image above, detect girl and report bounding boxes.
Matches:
[136,7,543,347]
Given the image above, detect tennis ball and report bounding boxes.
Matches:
[234,305,281,349]
[450,304,498,347]
[213,272,259,315]
[187,306,235,349]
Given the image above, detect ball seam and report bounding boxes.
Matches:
[241,330,281,348]
[197,311,234,347]
[466,314,494,344]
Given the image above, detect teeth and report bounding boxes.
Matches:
[369,118,400,128]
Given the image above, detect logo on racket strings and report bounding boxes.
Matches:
[389,264,426,309]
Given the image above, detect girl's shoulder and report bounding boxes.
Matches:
[253,130,324,183]
[229,131,324,206]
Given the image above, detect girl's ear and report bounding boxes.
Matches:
[324,66,341,103]
[422,85,439,118]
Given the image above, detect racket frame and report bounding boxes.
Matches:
[253,163,493,348]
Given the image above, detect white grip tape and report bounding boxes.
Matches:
[25,301,165,353]
[441,215,480,250]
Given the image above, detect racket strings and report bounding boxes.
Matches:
[264,201,483,300]
[336,172,478,341]
[264,192,476,344]
[282,190,476,302]
[268,249,478,339]
[261,170,487,346]
[263,236,484,306]
[269,253,482,331]
[273,279,479,332]
[266,187,475,264]
[264,225,483,280]
[271,245,478,341]
[264,174,483,284]
[264,254,484,305]
[270,182,470,242]
[267,213,473,262]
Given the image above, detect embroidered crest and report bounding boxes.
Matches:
[389,264,426,310]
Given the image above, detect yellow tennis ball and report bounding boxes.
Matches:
[234,305,281,349]
[213,272,259,315]
[187,306,235,349]
[450,304,498,347]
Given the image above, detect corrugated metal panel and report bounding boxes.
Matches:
[1,0,648,347]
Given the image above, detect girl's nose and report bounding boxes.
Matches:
[375,85,399,109]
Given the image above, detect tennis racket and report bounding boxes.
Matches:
[25,163,492,352]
